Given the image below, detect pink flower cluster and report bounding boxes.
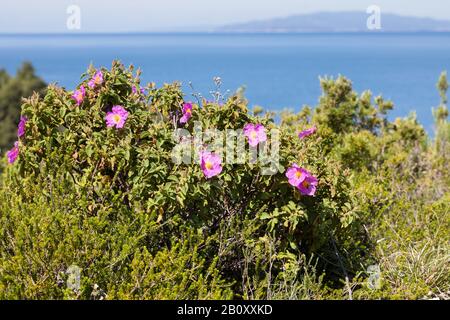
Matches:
[8,70,131,165]
[72,70,103,106]
[298,126,317,139]
[286,164,318,196]
[18,116,27,138]
[197,123,267,179]
[7,142,20,164]
[72,70,103,105]
[70,70,130,130]
[7,116,28,164]
[105,106,129,129]
[180,103,193,124]
[200,150,222,179]
[72,85,86,105]
[132,86,146,95]
[10,68,321,198]
[88,70,103,89]
[197,122,319,193]
[243,123,267,147]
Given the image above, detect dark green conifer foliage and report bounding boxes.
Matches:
[0,62,46,154]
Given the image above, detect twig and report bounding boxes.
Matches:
[331,237,353,300]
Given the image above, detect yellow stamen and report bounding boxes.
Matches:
[113,114,121,123]
[205,161,213,170]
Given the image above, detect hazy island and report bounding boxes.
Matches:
[215,11,450,33]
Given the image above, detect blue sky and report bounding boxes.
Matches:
[1,0,449,33]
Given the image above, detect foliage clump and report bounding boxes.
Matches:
[0,62,46,154]
[0,62,448,300]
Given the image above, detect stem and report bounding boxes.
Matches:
[331,237,353,300]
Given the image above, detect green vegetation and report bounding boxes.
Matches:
[0,62,448,300]
[0,62,46,154]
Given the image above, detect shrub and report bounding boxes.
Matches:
[1,62,448,300]
[0,62,364,299]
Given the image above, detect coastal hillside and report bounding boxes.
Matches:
[216,12,450,33]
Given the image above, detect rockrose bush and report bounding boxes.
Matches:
[0,61,366,299]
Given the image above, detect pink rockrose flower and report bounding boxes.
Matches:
[105,105,129,129]
[243,123,267,147]
[297,172,318,196]
[286,164,318,196]
[285,163,308,187]
[17,116,27,138]
[298,126,317,139]
[200,150,222,179]
[132,86,146,96]
[88,70,103,88]
[180,102,193,124]
[72,85,86,105]
[7,141,19,164]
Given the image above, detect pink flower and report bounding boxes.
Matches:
[105,105,129,129]
[7,141,19,164]
[200,150,222,179]
[72,85,86,105]
[285,163,308,187]
[297,173,318,196]
[132,86,146,96]
[180,102,193,124]
[286,164,318,196]
[18,116,27,138]
[298,126,317,139]
[243,123,267,147]
[88,70,103,88]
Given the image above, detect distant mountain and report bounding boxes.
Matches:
[216,12,450,33]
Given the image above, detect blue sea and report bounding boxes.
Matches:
[1,33,450,132]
